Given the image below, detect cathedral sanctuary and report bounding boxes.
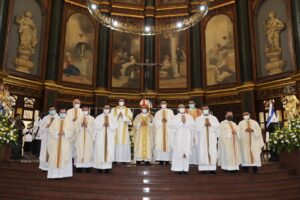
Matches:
[0,0,300,199]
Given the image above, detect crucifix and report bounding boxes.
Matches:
[135,59,162,92]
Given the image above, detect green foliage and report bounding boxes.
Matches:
[269,118,300,154]
[0,113,17,147]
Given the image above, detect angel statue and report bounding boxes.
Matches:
[281,86,300,121]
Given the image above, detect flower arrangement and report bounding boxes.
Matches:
[0,112,17,147]
[269,118,300,154]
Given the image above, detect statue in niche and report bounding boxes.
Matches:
[264,11,286,75]
[281,86,300,121]
[14,11,38,73]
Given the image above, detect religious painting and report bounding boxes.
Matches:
[255,0,294,78]
[62,13,95,85]
[110,31,141,90]
[157,31,188,89]
[205,14,237,86]
[4,0,46,78]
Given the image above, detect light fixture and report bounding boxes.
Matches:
[87,0,210,36]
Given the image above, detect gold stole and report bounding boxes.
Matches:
[81,117,87,163]
[104,115,108,162]
[247,120,254,164]
[57,119,64,168]
[141,115,148,159]
[74,108,78,121]
[162,110,167,152]
[46,117,55,162]
[228,121,237,165]
[114,107,130,144]
[205,118,211,164]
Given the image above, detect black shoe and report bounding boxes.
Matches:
[242,167,249,172]
[113,162,117,164]
[97,169,103,174]
[104,169,111,174]
[85,168,91,173]
[145,161,151,165]
[76,168,83,173]
[201,171,208,174]
[136,161,141,165]
[209,171,216,174]
[165,161,170,165]
[159,161,164,165]
[252,167,258,173]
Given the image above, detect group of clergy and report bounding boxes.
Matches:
[38,98,264,179]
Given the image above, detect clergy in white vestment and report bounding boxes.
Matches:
[111,99,133,163]
[94,105,118,173]
[74,106,95,172]
[39,107,58,171]
[133,105,154,165]
[153,101,174,165]
[219,111,240,172]
[47,109,74,179]
[169,104,195,174]
[67,98,83,158]
[187,100,202,165]
[237,112,264,173]
[196,105,220,174]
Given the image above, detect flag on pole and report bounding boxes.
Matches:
[266,100,278,128]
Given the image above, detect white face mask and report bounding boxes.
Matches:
[104,109,110,114]
[49,110,56,116]
[179,108,185,114]
[161,104,167,109]
[189,104,195,109]
[203,109,209,115]
[243,115,250,120]
[119,102,124,107]
[60,113,66,119]
[142,109,148,114]
[74,104,80,109]
[82,111,89,116]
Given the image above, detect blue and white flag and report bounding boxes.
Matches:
[266,101,278,128]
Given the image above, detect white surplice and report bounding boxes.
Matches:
[153,108,174,161]
[67,108,83,158]
[196,115,220,171]
[169,113,195,172]
[47,118,74,179]
[219,120,240,171]
[74,115,95,168]
[38,114,58,171]
[93,114,118,169]
[187,108,202,165]
[237,119,264,167]
[111,106,133,163]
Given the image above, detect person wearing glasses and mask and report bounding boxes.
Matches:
[219,111,240,173]
[74,106,95,173]
[94,105,118,173]
[111,99,133,164]
[39,107,58,171]
[47,108,74,179]
[133,104,154,165]
[196,105,220,174]
[237,112,264,173]
[169,104,195,174]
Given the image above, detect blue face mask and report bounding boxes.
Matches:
[49,110,56,115]
[59,113,66,119]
